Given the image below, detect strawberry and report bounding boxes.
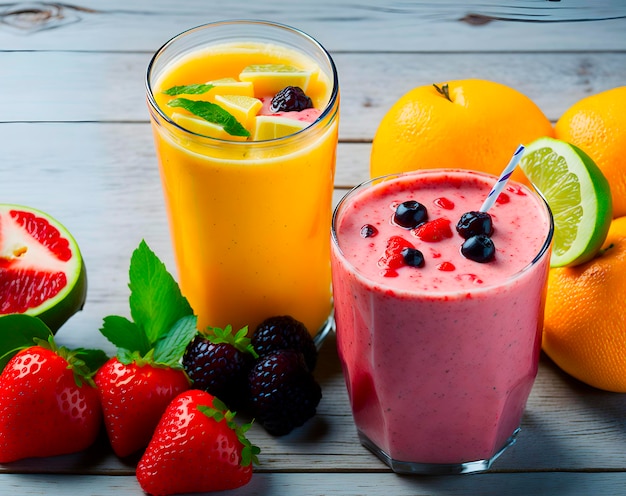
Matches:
[136,390,260,495]
[413,217,453,242]
[97,241,197,457]
[0,314,107,463]
[95,357,190,458]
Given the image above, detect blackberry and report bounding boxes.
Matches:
[182,326,257,410]
[270,86,313,112]
[456,211,494,239]
[461,234,496,263]
[248,349,322,436]
[252,315,317,371]
[393,200,428,229]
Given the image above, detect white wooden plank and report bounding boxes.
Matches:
[2,51,625,134]
[1,472,626,496]
[0,1,625,51]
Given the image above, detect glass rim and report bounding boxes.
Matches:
[145,19,339,145]
[331,168,555,297]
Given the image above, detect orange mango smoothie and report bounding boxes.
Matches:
[146,22,339,336]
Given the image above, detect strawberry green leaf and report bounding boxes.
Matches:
[129,240,193,346]
[0,314,53,372]
[168,98,250,137]
[72,348,109,375]
[153,315,198,367]
[100,315,150,356]
[163,83,214,96]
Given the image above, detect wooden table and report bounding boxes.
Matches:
[2,1,626,494]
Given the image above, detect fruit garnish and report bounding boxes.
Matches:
[239,63,313,95]
[214,94,262,129]
[163,83,215,96]
[401,247,425,268]
[171,112,248,141]
[96,240,197,457]
[360,224,378,238]
[270,86,313,112]
[378,235,416,277]
[136,391,259,494]
[168,98,250,137]
[393,200,428,229]
[252,115,308,140]
[207,77,255,97]
[0,205,87,333]
[0,314,107,463]
[456,211,494,239]
[519,136,612,267]
[461,234,496,263]
[413,217,453,242]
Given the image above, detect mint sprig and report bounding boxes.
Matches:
[168,98,250,138]
[100,240,198,367]
[163,83,214,96]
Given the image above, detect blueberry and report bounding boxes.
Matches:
[360,224,378,238]
[461,235,496,263]
[270,86,313,112]
[456,211,494,239]
[401,247,425,268]
[394,201,428,229]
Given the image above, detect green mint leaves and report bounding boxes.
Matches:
[163,83,214,96]
[168,98,250,137]
[100,240,198,368]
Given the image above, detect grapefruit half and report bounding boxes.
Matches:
[0,205,87,332]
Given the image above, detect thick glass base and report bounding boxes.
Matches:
[358,428,520,475]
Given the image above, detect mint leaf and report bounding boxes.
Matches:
[153,315,198,367]
[163,83,214,96]
[129,240,193,345]
[168,98,250,137]
[0,315,53,371]
[100,315,150,356]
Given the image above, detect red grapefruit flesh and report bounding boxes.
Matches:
[0,205,87,332]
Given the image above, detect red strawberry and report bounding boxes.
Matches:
[413,217,453,242]
[0,336,105,463]
[94,358,190,458]
[136,390,260,495]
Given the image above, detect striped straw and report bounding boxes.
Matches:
[479,144,526,212]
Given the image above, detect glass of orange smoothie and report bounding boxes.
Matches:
[146,20,339,340]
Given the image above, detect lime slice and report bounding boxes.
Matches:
[0,204,87,332]
[252,115,309,140]
[214,94,262,128]
[519,137,612,267]
[207,78,254,98]
[239,64,313,95]
[171,112,248,141]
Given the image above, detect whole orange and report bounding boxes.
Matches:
[370,79,554,183]
[542,215,626,392]
[555,86,626,218]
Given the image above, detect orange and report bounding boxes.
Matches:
[542,215,626,392]
[370,79,554,183]
[555,86,626,218]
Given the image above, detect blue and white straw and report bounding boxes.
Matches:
[479,144,526,212]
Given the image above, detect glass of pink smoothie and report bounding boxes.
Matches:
[331,169,553,474]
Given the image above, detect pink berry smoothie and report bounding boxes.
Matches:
[330,169,553,474]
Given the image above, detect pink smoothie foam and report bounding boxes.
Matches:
[331,169,553,466]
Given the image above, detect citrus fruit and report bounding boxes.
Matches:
[370,79,554,184]
[207,78,254,98]
[239,64,313,95]
[542,216,626,392]
[555,86,626,218]
[171,112,248,141]
[214,94,262,129]
[252,115,308,140]
[519,137,612,267]
[0,205,87,332]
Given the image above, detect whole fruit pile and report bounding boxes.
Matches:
[183,315,322,436]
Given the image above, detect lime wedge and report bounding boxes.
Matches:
[252,115,309,140]
[239,64,313,95]
[171,112,248,141]
[519,137,612,267]
[214,94,262,128]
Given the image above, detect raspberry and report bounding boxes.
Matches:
[248,350,322,436]
[252,316,317,371]
[182,326,256,410]
[270,86,313,112]
[413,217,453,242]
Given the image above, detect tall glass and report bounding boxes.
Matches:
[146,21,339,339]
[331,169,553,474]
